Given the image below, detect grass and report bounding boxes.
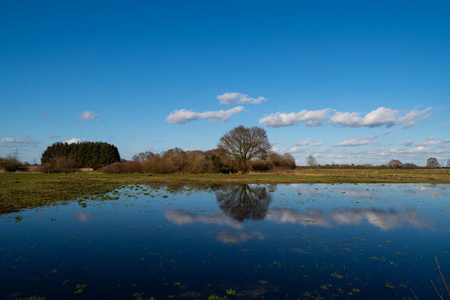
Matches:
[0,169,449,214]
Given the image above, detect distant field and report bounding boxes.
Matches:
[1,169,449,213]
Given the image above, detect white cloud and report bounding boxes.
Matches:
[334,138,371,147]
[64,138,86,144]
[217,92,267,105]
[217,92,240,104]
[401,137,450,147]
[271,146,303,154]
[260,106,431,129]
[386,146,446,155]
[295,138,323,146]
[287,146,303,153]
[77,111,99,121]
[0,136,39,147]
[317,147,327,153]
[334,130,393,147]
[330,107,432,128]
[259,109,331,127]
[166,106,245,124]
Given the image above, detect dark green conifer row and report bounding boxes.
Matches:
[41,142,121,169]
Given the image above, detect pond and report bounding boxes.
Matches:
[1,183,449,299]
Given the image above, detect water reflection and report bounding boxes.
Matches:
[266,207,434,231]
[165,210,242,229]
[2,183,448,300]
[215,184,272,222]
[74,211,94,222]
[216,230,265,244]
[266,208,331,227]
[332,207,435,231]
[165,184,435,232]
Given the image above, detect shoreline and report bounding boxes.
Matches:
[1,170,449,214]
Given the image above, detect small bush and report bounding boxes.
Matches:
[270,153,296,169]
[97,162,143,174]
[39,157,78,173]
[250,159,274,172]
[0,157,27,172]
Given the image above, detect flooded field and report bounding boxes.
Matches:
[1,183,449,299]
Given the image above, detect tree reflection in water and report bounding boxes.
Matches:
[216,184,272,222]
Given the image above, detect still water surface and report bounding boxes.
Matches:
[1,183,449,299]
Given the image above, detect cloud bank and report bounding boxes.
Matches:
[166,106,245,124]
[330,107,431,128]
[295,138,323,146]
[334,138,371,147]
[0,136,39,147]
[333,130,393,147]
[259,109,331,127]
[217,92,266,105]
[259,107,432,128]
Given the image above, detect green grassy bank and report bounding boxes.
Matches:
[1,169,449,214]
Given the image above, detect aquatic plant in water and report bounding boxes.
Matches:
[74,284,86,295]
[226,289,238,296]
[208,294,227,300]
[430,256,450,300]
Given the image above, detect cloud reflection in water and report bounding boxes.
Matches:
[332,208,435,231]
[75,211,94,222]
[165,209,242,229]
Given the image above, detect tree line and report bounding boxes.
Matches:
[1,125,448,173]
[40,141,121,171]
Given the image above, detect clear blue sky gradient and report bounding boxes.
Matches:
[1,0,449,166]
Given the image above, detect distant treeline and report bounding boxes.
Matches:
[41,142,121,171]
[97,148,296,174]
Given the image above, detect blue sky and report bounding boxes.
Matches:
[1,0,449,166]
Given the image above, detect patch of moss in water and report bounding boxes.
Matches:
[226,289,238,296]
[330,272,343,279]
[384,282,394,289]
[74,284,86,295]
[208,295,228,300]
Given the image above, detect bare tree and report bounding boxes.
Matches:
[218,125,271,173]
[216,184,272,222]
[132,151,155,162]
[427,157,440,169]
[306,154,317,168]
[447,159,450,168]
[388,159,403,169]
